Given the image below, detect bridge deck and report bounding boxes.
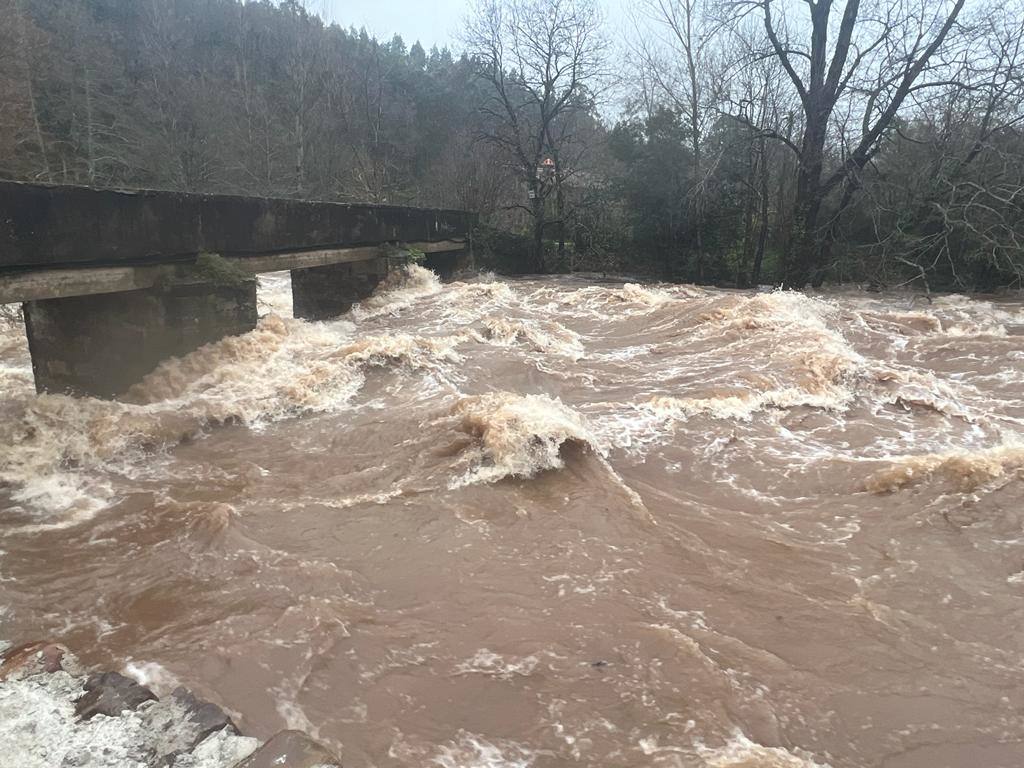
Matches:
[1,182,473,269]
[3,183,476,396]
[0,182,472,302]
[0,240,465,304]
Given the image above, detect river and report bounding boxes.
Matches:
[2,268,1023,767]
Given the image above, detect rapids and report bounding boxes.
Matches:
[2,269,1024,767]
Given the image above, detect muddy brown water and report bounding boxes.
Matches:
[2,269,1024,767]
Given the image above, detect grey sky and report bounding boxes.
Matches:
[319,0,470,51]
[318,0,631,53]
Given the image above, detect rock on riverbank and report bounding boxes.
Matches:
[0,641,341,768]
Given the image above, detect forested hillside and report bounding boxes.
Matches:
[2,0,1023,290]
[0,0,509,207]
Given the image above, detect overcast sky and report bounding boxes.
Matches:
[318,0,471,50]
[318,0,630,52]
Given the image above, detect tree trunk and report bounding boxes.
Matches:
[295,75,306,197]
[555,174,566,269]
[691,135,704,281]
[785,116,827,287]
[84,65,96,184]
[738,141,757,287]
[531,188,545,273]
[16,3,51,183]
[751,137,770,286]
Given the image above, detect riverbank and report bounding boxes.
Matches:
[0,640,340,768]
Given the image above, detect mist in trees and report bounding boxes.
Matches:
[1,0,1022,291]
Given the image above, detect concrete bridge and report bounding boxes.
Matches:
[0,182,474,398]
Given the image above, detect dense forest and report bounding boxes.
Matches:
[1,0,1023,290]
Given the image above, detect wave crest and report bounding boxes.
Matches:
[0,315,466,520]
[351,263,443,318]
[865,444,1024,493]
[449,393,601,486]
[644,293,863,423]
[479,317,584,359]
[338,332,464,367]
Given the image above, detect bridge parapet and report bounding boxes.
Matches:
[0,182,472,271]
[1,183,475,397]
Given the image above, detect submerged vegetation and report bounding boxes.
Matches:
[1,0,1022,290]
[148,253,253,292]
[190,253,254,288]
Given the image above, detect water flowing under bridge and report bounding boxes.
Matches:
[0,182,474,398]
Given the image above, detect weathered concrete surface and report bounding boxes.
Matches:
[23,279,257,398]
[0,181,474,270]
[0,240,468,305]
[291,258,387,320]
[2,182,475,398]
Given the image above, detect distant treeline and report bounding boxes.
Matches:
[2,0,1023,291]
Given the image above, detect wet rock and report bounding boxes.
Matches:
[171,687,239,741]
[0,640,66,680]
[234,730,341,768]
[171,729,260,768]
[1,639,335,768]
[153,687,240,765]
[75,671,158,719]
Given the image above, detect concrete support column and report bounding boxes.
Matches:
[23,279,257,398]
[291,258,387,320]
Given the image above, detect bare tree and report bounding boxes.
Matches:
[0,0,52,182]
[133,0,222,191]
[223,1,287,196]
[752,0,969,287]
[281,3,327,198]
[724,24,793,286]
[855,2,1024,289]
[632,0,727,278]
[341,38,408,203]
[465,0,608,272]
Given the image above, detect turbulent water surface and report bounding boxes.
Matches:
[2,268,1024,767]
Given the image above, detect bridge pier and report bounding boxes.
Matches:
[424,247,473,279]
[291,258,387,320]
[23,279,257,398]
[2,182,476,398]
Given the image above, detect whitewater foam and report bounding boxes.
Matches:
[432,732,536,768]
[479,317,585,359]
[256,271,294,317]
[124,660,183,698]
[454,649,541,679]
[865,442,1024,493]
[351,264,443,318]
[449,393,603,486]
[0,312,465,522]
[699,731,831,767]
[620,282,673,307]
